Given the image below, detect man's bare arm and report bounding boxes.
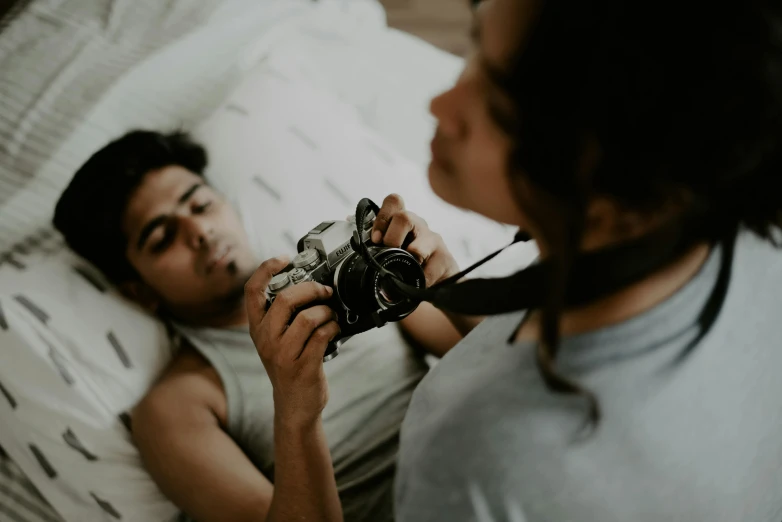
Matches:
[132,352,274,522]
[245,258,344,522]
[266,415,341,522]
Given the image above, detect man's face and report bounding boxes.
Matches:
[121,165,257,323]
[428,0,537,227]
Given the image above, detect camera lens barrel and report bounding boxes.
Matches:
[336,247,424,321]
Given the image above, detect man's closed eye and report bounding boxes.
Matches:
[192,201,212,214]
[150,224,176,254]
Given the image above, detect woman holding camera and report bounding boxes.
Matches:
[245,0,782,520]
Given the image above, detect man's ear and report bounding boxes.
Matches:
[118,280,160,313]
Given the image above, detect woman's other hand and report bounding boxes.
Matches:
[371,193,460,286]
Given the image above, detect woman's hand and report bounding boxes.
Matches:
[371,193,460,286]
[245,257,341,430]
[374,194,486,343]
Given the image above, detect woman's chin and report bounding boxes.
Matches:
[427,162,455,205]
[428,163,482,216]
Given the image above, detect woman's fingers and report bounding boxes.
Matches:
[383,211,415,247]
[369,192,460,286]
[372,193,405,243]
[384,210,430,249]
[407,234,452,284]
[405,233,440,264]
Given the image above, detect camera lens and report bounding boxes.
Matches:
[378,268,407,306]
[335,247,425,320]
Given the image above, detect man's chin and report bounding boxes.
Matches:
[203,261,255,301]
[225,259,239,276]
[217,253,257,280]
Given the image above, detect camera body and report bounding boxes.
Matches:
[266,212,425,361]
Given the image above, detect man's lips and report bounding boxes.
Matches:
[205,244,232,273]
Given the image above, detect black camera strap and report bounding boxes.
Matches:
[354,198,715,319]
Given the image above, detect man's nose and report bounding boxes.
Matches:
[180,215,212,250]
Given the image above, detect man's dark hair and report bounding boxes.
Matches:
[53,130,208,282]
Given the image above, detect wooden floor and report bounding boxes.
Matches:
[379,0,473,57]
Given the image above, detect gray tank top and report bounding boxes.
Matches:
[175,322,428,522]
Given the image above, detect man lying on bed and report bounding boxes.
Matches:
[52,130,461,522]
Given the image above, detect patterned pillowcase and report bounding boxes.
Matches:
[0,246,177,522]
[0,446,64,522]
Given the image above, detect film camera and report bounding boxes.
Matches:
[266,210,426,361]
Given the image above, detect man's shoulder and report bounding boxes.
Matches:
[132,344,228,430]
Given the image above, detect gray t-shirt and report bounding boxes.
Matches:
[395,231,782,522]
[176,322,428,522]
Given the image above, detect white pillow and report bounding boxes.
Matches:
[0,248,176,522]
[238,0,465,167]
[194,54,519,271]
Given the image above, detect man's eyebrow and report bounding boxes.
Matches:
[136,183,203,250]
[178,183,203,204]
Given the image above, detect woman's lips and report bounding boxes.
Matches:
[430,139,445,166]
[430,136,452,173]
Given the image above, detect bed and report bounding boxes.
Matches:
[0,1,534,521]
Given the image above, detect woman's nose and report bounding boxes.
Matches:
[430,85,465,138]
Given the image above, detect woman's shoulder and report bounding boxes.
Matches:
[733,229,782,276]
[722,229,782,316]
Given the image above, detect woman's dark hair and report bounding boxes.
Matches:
[491,0,782,423]
[53,130,208,282]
